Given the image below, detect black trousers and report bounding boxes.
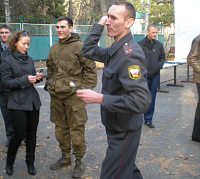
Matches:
[7,109,39,165]
[0,92,13,141]
[100,127,143,179]
[192,83,200,140]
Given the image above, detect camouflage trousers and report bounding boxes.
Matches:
[50,93,87,159]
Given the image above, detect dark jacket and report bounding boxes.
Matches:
[137,36,165,78]
[0,43,11,93]
[1,51,41,111]
[0,43,11,61]
[46,33,97,99]
[82,24,151,132]
[187,34,200,83]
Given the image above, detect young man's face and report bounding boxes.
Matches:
[56,20,73,41]
[147,27,158,40]
[105,5,133,42]
[0,28,11,44]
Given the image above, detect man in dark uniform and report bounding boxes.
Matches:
[138,24,165,128]
[0,24,13,147]
[77,2,151,179]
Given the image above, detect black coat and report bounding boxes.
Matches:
[1,52,41,111]
[0,43,10,59]
[0,43,11,92]
[137,36,165,78]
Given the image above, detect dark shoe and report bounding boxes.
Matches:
[72,159,85,178]
[192,137,200,143]
[5,163,13,176]
[27,164,36,175]
[144,121,155,128]
[50,154,71,170]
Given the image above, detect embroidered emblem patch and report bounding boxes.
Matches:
[128,65,141,80]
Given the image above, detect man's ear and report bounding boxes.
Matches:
[146,30,149,36]
[69,26,73,33]
[125,18,134,29]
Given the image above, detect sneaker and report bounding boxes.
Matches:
[50,154,71,170]
[144,121,155,128]
[72,159,85,178]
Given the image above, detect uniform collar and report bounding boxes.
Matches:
[108,32,133,57]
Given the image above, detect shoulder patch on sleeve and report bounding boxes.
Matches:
[128,65,141,80]
[123,42,135,55]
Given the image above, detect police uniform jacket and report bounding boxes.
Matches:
[1,51,41,111]
[187,34,200,83]
[137,36,165,78]
[82,24,151,132]
[46,33,97,99]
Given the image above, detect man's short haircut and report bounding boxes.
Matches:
[57,16,73,27]
[114,1,136,20]
[0,24,11,32]
[147,24,158,31]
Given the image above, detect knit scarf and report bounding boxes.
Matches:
[12,50,29,62]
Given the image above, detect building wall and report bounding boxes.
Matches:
[175,0,200,62]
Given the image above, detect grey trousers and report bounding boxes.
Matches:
[100,127,143,179]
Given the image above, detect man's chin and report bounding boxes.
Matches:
[107,32,113,37]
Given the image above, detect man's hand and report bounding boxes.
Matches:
[98,16,108,26]
[77,89,103,104]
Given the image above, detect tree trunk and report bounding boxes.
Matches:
[144,0,149,31]
[68,0,73,19]
[4,0,11,24]
[100,0,107,16]
[43,0,47,16]
[100,0,113,47]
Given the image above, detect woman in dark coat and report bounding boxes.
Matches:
[1,30,42,176]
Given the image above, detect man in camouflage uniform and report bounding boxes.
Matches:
[45,16,97,178]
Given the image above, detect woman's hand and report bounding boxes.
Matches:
[36,72,43,80]
[28,75,37,84]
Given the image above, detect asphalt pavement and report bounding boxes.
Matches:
[0,64,200,179]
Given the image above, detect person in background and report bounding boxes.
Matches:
[138,24,165,128]
[0,24,13,147]
[77,2,151,178]
[45,16,97,178]
[187,34,200,143]
[1,30,42,176]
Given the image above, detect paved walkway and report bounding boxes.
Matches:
[0,64,199,179]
